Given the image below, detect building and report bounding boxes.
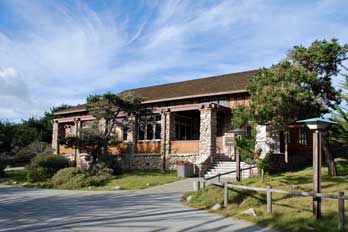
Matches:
[52,70,312,176]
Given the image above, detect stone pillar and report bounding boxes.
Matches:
[127,114,137,154]
[199,104,217,159]
[160,110,175,155]
[161,110,176,170]
[74,118,81,155]
[52,120,60,154]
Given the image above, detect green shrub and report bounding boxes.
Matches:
[51,167,90,189]
[0,159,7,176]
[91,153,121,175]
[51,167,111,189]
[27,149,70,182]
[15,141,47,161]
[257,151,274,174]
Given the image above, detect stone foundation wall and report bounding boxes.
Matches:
[119,153,163,170]
[166,153,199,170]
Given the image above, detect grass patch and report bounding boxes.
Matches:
[91,170,182,190]
[183,157,348,232]
[0,169,182,190]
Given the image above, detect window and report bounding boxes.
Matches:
[299,127,307,145]
[138,114,161,141]
[175,115,193,140]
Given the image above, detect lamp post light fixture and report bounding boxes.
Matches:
[231,128,247,182]
[297,117,337,220]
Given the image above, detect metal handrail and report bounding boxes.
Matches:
[204,165,256,181]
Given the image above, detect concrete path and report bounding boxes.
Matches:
[0,180,276,232]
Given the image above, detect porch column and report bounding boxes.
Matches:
[199,104,217,159]
[52,120,60,154]
[74,118,81,155]
[161,110,173,155]
[127,114,138,154]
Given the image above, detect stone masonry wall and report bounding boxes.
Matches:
[52,120,59,154]
[119,153,162,170]
[199,106,217,159]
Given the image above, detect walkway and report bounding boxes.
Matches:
[0,180,276,232]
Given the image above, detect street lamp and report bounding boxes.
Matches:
[231,128,247,182]
[297,117,336,219]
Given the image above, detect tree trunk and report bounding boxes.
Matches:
[322,133,337,176]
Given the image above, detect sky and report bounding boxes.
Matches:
[0,0,348,122]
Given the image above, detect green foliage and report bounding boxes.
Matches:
[248,62,322,127]
[239,195,265,209]
[233,39,347,129]
[0,104,70,156]
[231,105,252,129]
[15,141,47,161]
[257,151,274,173]
[0,120,16,153]
[51,167,111,189]
[86,92,142,121]
[27,149,70,182]
[235,135,256,164]
[330,76,348,144]
[89,153,120,175]
[73,92,142,162]
[0,158,7,176]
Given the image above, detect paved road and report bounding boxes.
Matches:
[0,179,276,232]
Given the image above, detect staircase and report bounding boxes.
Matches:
[204,154,254,180]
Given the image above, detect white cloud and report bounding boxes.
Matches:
[0,0,347,121]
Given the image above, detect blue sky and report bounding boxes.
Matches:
[0,0,348,121]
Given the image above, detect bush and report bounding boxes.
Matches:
[0,159,7,176]
[51,167,111,189]
[51,167,89,189]
[27,149,70,182]
[15,141,47,161]
[90,153,121,175]
[257,151,274,174]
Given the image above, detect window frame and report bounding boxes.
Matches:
[137,114,161,141]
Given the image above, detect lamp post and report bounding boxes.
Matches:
[297,117,336,220]
[231,128,246,182]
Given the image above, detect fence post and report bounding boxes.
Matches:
[224,182,228,207]
[338,192,345,231]
[202,180,206,189]
[218,172,221,183]
[267,185,272,213]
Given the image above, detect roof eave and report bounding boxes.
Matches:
[54,89,248,115]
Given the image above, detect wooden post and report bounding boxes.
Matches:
[267,185,272,213]
[202,180,206,189]
[218,172,221,183]
[224,182,228,207]
[313,130,322,219]
[338,192,345,231]
[284,131,288,163]
[236,148,241,182]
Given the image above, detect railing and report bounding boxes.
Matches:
[199,181,347,231]
[204,165,256,181]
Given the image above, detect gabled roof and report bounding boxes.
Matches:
[54,70,257,115]
[121,70,257,103]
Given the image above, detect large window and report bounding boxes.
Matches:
[175,115,193,140]
[138,114,161,141]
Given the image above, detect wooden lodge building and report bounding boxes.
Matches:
[52,70,312,177]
